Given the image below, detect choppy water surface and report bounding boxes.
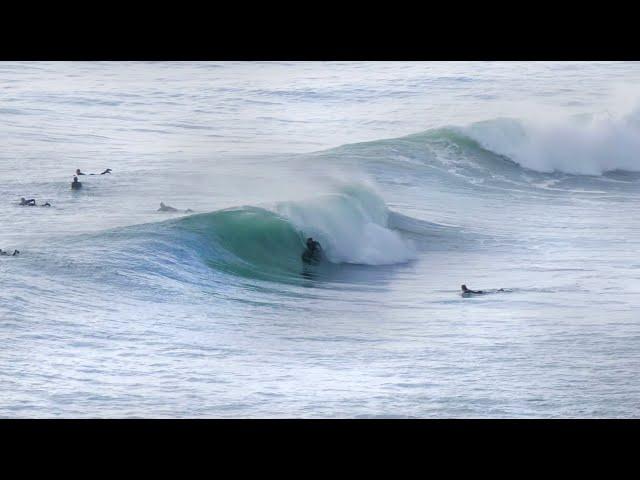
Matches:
[1,62,640,417]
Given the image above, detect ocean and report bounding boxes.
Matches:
[1,61,639,417]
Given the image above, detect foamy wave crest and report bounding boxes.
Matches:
[460,110,640,175]
[275,183,416,265]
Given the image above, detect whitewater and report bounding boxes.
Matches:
[1,62,639,418]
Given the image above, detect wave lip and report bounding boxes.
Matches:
[460,113,640,176]
[275,184,416,266]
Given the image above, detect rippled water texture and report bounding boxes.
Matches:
[1,62,639,417]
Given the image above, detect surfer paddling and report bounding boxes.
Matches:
[76,167,112,175]
[158,202,179,212]
[461,284,506,296]
[19,197,50,207]
[461,284,483,294]
[158,202,194,213]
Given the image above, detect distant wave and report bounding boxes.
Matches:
[326,102,640,178]
[459,112,640,175]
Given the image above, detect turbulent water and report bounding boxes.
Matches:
[1,62,640,418]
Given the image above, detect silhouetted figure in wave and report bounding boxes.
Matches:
[302,237,322,264]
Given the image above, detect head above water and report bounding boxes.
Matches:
[76,169,81,174]
[461,284,468,292]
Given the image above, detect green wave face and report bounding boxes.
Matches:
[177,207,308,281]
[152,184,417,284]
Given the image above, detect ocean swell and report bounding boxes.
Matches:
[171,184,416,281]
[460,112,640,175]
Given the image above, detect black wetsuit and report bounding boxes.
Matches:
[462,286,483,295]
[302,239,322,263]
[461,287,507,295]
[158,203,179,212]
[309,239,322,254]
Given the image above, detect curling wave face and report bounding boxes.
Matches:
[108,184,419,285]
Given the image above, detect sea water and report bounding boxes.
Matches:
[1,62,639,417]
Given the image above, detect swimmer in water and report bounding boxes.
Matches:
[158,202,179,212]
[75,169,86,176]
[100,168,112,175]
[0,249,19,256]
[461,284,483,294]
[461,285,507,296]
[71,176,82,189]
[19,197,36,206]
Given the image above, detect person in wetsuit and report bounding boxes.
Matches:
[307,237,321,253]
[461,284,483,294]
[158,202,179,212]
[303,237,322,263]
[75,169,86,176]
[71,176,82,189]
[461,285,507,295]
[19,197,36,206]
